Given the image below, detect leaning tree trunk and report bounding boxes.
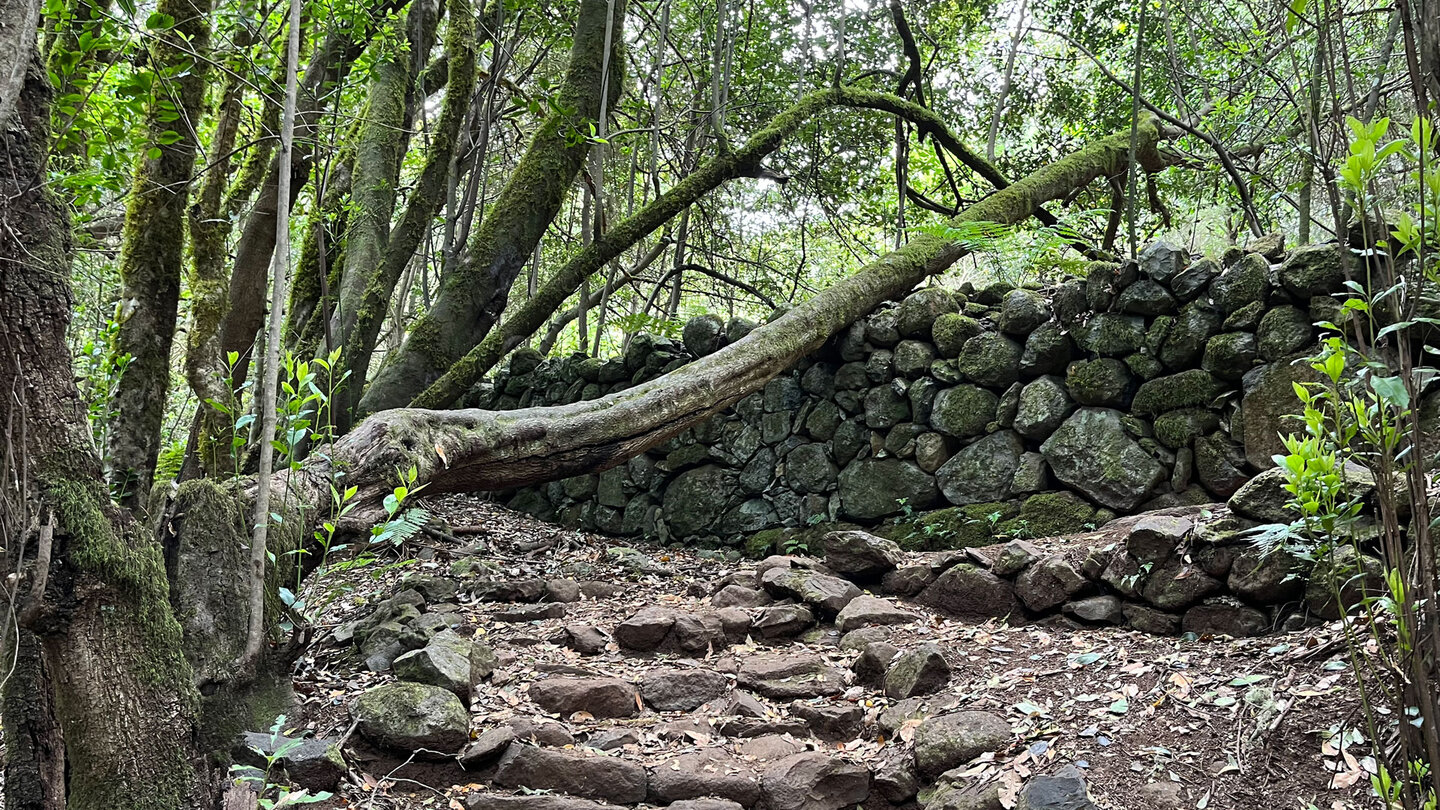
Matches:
[313,117,1174,514]
[356,0,627,416]
[103,0,210,512]
[0,28,205,810]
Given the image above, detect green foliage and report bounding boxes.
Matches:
[229,715,333,809]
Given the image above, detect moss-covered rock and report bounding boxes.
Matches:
[1040,408,1167,511]
[957,331,1022,387]
[881,502,1020,550]
[353,682,470,756]
[936,430,1025,505]
[1074,313,1147,356]
[1257,305,1313,361]
[1153,407,1221,449]
[927,384,998,439]
[1209,253,1270,314]
[998,288,1051,334]
[1279,244,1347,298]
[1019,322,1073,375]
[931,313,982,357]
[1065,358,1132,406]
[838,458,938,520]
[1222,301,1264,331]
[1116,279,1177,315]
[1001,491,1097,539]
[898,286,962,338]
[1131,369,1225,415]
[1201,332,1259,381]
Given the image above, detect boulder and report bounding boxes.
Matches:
[1257,305,1314,361]
[998,289,1051,334]
[790,701,863,741]
[234,732,345,791]
[1064,358,1132,407]
[465,795,615,810]
[930,385,999,438]
[958,332,1023,387]
[1158,301,1222,368]
[1227,467,1295,523]
[835,595,918,634]
[640,668,730,712]
[649,751,761,806]
[1117,279,1177,315]
[737,654,848,700]
[683,314,727,357]
[1017,765,1096,810]
[1228,546,1312,603]
[494,745,648,804]
[1075,313,1146,356]
[1063,595,1124,624]
[838,459,938,520]
[1125,515,1191,563]
[1240,357,1324,468]
[613,607,677,651]
[459,726,516,768]
[933,313,984,357]
[760,567,861,614]
[936,430,1026,505]
[663,466,739,537]
[1278,244,1346,298]
[529,677,638,719]
[1124,603,1182,635]
[894,340,937,377]
[712,584,773,609]
[761,752,871,810]
[1040,408,1166,510]
[823,530,904,580]
[753,604,815,638]
[1182,600,1269,637]
[1153,408,1220,450]
[1139,240,1187,283]
[353,682,470,756]
[1171,258,1219,302]
[913,712,1011,778]
[1021,323,1074,376]
[1014,554,1088,612]
[1141,560,1223,611]
[1306,545,1386,619]
[916,564,1022,619]
[884,644,952,698]
[1132,370,1225,415]
[391,629,479,701]
[1209,253,1269,314]
[898,287,961,338]
[1014,376,1074,441]
[1202,332,1259,381]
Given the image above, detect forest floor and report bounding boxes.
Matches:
[290,496,1383,810]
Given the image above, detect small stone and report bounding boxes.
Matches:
[790,701,863,741]
[1063,595,1123,624]
[613,606,676,650]
[1013,554,1088,612]
[835,595,917,634]
[913,712,1011,778]
[753,604,816,638]
[737,654,848,700]
[1123,603,1182,635]
[822,530,905,580]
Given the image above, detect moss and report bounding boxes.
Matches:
[1131,369,1224,415]
[931,313,982,357]
[1000,492,1097,539]
[881,502,1020,550]
[746,529,784,558]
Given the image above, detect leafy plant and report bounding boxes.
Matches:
[228,715,333,809]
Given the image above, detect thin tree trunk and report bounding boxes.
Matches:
[105,0,212,511]
[357,0,628,415]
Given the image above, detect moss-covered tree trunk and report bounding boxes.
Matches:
[317,118,1170,510]
[356,0,627,416]
[104,0,211,511]
[0,34,205,810]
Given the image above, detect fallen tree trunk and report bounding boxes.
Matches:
[314,116,1172,510]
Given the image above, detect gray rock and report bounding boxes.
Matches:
[555,624,608,655]
[823,530,905,580]
[761,752,871,810]
[640,668,730,712]
[1209,253,1269,314]
[1124,603,1182,635]
[1075,313,1146,356]
[1117,279,1177,315]
[663,466,739,538]
[898,287,961,338]
[1014,554,1088,612]
[937,430,1025,505]
[761,566,861,614]
[1140,240,1187,283]
[737,654,848,699]
[649,751,761,806]
[465,795,615,810]
[753,604,816,638]
[838,459,938,520]
[991,540,1042,577]
[1064,358,1132,407]
[353,682,470,756]
[392,630,479,702]
[835,595,917,634]
[458,726,516,768]
[234,732,345,791]
[1014,376,1074,441]
[884,644,952,698]
[930,384,999,438]
[1227,467,1296,523]
[1063,595,1123,624]
[913,712,1011,778]
[790,701,863,741]
[958,332,1023,387]
[895,340,937,377]
[998,289,1051,334]
[1194,432,1250,498]
[1228,546,1312,603]
[529,677,638,719]
[614,606,676,650]
[683,314,727,357]
[1132,370,1225,415]
[1041,408,1166,510]
[494,744,648,804]
[916,564,1022,619]
[785,443,838,494]
[1279,244,1346,298]
[1257,305,1314,361]
[1020,323,1074,376]
[933,314,984,357]
[874,757,920,803]
[1126,515,1191,563]
[1240,357,1324,468]
[1306,545,1386,619]
[1159,301,1222,368]
[1153,408,1220,450]
[1141,560,1223,611]
[1017,765,1096,810]
[1182,600,1269,637]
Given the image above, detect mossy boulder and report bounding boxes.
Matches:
[663,465,740,537]
[353,682,470,756]
[1013,376,1074,441]
[881,502,1019,550]
[1074,313,1146,356]
[957,332,1022,387]
[931,313,983,358]
[898,287,962,338]
[998,289,1051,334]
[1257,305,1313,361]
[929,384,998,438]
[1153,408,1220,450]
[1239,356,1324,467]
[1040,408,1167,511]
[682,314,727,357]
[1139,240,1188,282]
[1209,253,1270,314]
[1020,322,1073,375]
[1065,358,1132,406]
[1170,258,1219,302]
[1116,279,1177,315]
[936,431,1025,505]
[1132,369,1225,415]
[1159,301,1222,368]
[838,459,938,520]
[1001,492,1098,539]
[1279,244,1347,298]
[1201,332,1259,381]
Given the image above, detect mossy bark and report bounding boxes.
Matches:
[2,45,205,809]
[357,0,628,415]
[336,0,480,427]
[105,0,211,511]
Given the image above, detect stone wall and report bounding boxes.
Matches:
[477,237,1355,553]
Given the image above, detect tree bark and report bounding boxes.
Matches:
[104,0,211,511]
[357,0,627,415]
[1,36,203,810]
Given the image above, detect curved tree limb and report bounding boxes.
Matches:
[318,116,1173,509]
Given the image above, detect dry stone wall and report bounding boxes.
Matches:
[477,237,1356,553]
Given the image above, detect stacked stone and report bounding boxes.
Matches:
[494,238,1356,550]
